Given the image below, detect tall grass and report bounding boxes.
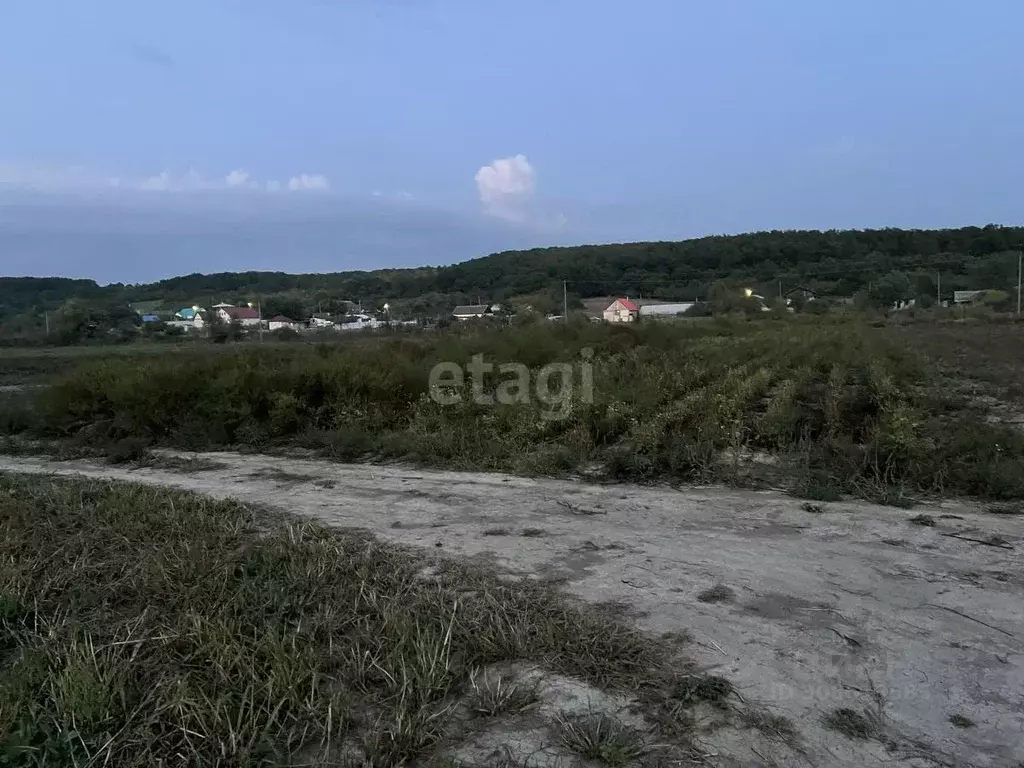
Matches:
[0,474,663,766]
[14,318,1024,499]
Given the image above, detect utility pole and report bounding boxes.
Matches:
[44,312,50,336]
[778,280,783,300]
[1018,249,1022,318]
[936,272,941,307]
[562,281,568,323]
[258,298,264,342]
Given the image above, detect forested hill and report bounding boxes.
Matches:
[3,225,1023,327]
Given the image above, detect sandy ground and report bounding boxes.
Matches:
[1,450,1022,768]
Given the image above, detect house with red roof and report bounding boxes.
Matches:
[217,306,262,327]
[603,297,639,323]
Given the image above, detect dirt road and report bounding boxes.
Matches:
[2,450,1021,767]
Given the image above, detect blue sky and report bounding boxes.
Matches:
[2,0,1023,282]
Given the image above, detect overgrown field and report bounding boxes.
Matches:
[0,473,683,766]
[5,317,1024,500]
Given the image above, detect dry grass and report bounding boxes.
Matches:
[555,712,652,766]
[822,708,880,741]
[696,585,735,604]
[0,472,670,767]
[465,670,540,717]
[17,318,1024,502]
[948,713,976,729]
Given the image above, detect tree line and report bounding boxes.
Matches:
[3,224,1023,342]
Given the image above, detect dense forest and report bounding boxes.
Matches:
[3,224,1023,340]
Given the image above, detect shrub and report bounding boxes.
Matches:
[17,320,1024,501]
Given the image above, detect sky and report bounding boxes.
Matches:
[2,0,1023,283]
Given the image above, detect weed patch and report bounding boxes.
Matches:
[671,674,735,709]
[10,320,1024,501]
[465,670,539,717]
[822,708,879,740]
[0,472,670,766]
[555,713,650,766]
[949,713,976,729]
[696,585,735,604]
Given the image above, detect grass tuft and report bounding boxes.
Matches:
[465,670,539,717]
[671,674,734,709]
[822,707,879,740]
[696,585,735,604]
[948,713,976,729]
[555,713,650,766]
[800,501,827,514]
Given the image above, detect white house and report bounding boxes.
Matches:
[218,307,262,327]
[603,298,639,323]
[309,315,338,330]
[338,314,382,331]
[639,302,694,318]
[268,315,300,331]
[453,304,490,321]
[954,290,985,304]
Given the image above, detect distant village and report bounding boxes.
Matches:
[134,297,710,335]
[132,288,995,337]
[150,301,417,334]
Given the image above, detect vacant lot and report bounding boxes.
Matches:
[889,319,1024,404]
[1,471,728,767]
[3,451,1022,767]
[7,317,1024,502]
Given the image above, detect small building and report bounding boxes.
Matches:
[453,304,490,321]
[309,315,338,330]
[174,307,203,321]
[638,302,694,318]
[268,315,300,331]
[603,298,639,323]
[140,314,162,323]
[165,319,198,332]
[338,314,382,331]
[218,307,262,327]
[954,290,985,304]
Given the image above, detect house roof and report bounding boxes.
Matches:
[452,304,489,315]
[212,302,235,308]
[268,315,293,323]
[607,298,639,312]
[222,307,260,320]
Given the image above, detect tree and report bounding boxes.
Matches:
[262,297,308,322]
[866,271,913,308]
[51,299,140,344]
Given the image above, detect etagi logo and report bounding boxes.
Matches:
[427,348,594,420]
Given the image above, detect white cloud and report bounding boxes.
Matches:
[225,169,250,188]
[475,154,537,222]
[141,169,213,192]
[0,161,332,196]
[287,173,331,191]
[140,171,172,191]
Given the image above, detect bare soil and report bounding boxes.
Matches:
[1,450,1022,767]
